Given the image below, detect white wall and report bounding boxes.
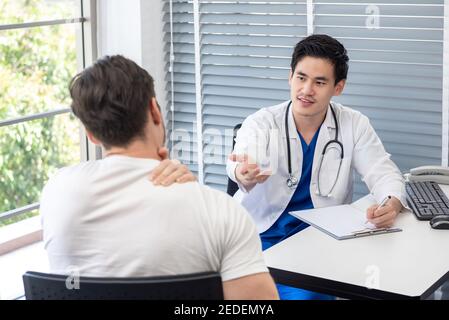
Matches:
[97,0,142,63]
[140,0,166,108]
[96,0,166,113]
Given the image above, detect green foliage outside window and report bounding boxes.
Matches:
[0,0,81,226]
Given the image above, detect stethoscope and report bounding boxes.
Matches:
[285,101,344,197]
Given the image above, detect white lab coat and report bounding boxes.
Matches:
[226,100,406,233]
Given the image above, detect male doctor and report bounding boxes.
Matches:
[226,34,406,299]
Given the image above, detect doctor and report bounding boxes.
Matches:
[226,34,406,300]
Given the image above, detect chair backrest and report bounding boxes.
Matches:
[23,270,223,300]
[227,123,242,196]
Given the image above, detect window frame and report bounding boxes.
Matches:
[0,0,99,224]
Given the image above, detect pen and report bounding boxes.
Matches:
[365,196,392,225]
[378,195,392,208]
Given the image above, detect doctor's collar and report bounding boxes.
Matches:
[322,102,337,129]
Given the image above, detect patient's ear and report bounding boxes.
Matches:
[149,97,162,125]
[86,130,101,145]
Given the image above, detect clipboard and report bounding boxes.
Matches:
[289,204,402,240]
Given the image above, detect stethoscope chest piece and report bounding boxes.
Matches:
[287,176,298,189]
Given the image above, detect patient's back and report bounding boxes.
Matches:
[41,155,267,282]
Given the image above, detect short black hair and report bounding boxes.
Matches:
[69,55,155,149]
[290,34,349,85]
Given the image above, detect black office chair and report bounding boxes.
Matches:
[226,123,242,196]
[23,270,223,300]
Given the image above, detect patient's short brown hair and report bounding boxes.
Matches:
[69,55,155,149]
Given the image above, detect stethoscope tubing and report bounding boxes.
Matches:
[285,101,344,196]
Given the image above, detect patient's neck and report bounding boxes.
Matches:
[104,138,162,161]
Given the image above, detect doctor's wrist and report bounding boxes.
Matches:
[389,196,403,214]
[235,166,257,191]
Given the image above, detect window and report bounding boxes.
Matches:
[164,0,447,199]
[0,0,96,227]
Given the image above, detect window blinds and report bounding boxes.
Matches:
[163,0,444,198]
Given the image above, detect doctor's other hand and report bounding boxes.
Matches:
[149,154,196,186]
[229,154,271,191]
[366,196,403,228]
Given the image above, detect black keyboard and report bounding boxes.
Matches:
[406,181,449,220]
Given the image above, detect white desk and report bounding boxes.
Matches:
[263,185,449,300]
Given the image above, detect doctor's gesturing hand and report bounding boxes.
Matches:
[229,154,271,191]
[366,196,403,228]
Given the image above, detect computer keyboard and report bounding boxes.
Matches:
[406,181,449,220]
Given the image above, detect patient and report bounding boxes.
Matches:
[40,55,278,300]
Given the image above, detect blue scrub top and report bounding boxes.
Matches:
[260,127,334,300]
[260,127,320,251]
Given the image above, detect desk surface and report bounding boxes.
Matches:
[263,185,449,300]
